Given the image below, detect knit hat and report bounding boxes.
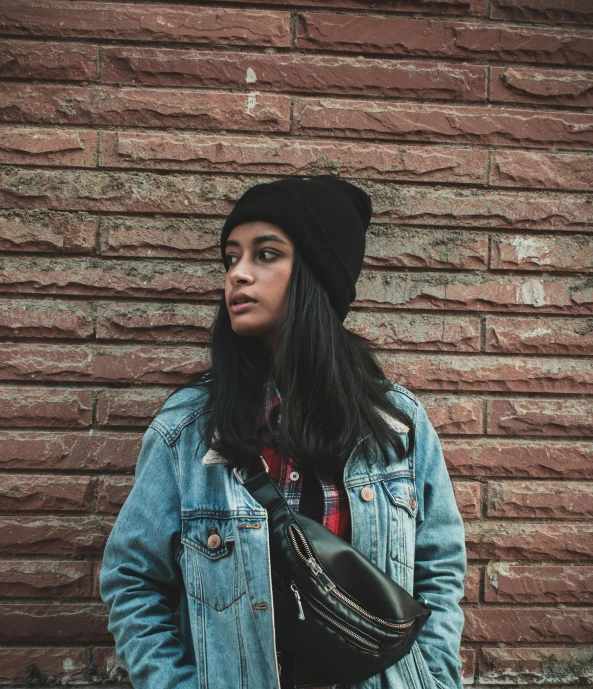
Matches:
[220,175,372,322]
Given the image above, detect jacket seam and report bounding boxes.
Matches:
[147,423,182,489]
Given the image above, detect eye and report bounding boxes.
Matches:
[225,249,277,265]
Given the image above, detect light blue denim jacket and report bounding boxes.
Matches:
[100,381,466,689]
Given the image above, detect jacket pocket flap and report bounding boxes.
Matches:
[382,478,418,518]
[181,516,235,560]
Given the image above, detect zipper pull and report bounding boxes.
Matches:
[306,557,336,592]
[290,581,305,621]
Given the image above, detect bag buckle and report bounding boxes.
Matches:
[233,455,269,485]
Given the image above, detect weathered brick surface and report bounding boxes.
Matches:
[0,431,141,471]
[453,480,482,519]
[102,49,488,101]
[491,152,593,192]
[0,387,92,427]
[2,2,592,682]
[486,316,593,355]
[0,516,113,555]
[0,127,97,168]
[0,474,94,512]
[295,99,593,149]
[0,209,96,253]
[442,438,593,478]
[490,67,593,108]
[491,0,593,23]
[0,84,291,132]
[485,564,593,604]
[0,560,93,598]
[0,298,93,339]
[0,1,291,46]
[463,607,593,643]
[488,480,593,519]
[296,13,593,65]
[464,521,593,561]
[489,398,593,436]
[0,39,98,81]
[101,131,489,184]
[97,476,133,513]
[96,388,173,427]
[0,647,90,684]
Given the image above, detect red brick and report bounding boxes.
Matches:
[187,0,489,15]
[96,388,173,427]
[358,271,593,314]
[0,39,98,81]
[488,480,593,519]
[460,647,476,683]
[493,151,593,192]
[0,342,208,384]
[492,232,593,270]
[0,387,91,427]
[0,256,223,300]
[486,564,593,604]
[479,647,593,685]
[0,83,290,133]
[102,48,487,102]
[93,647,128,683]
[462,565,481,604]
[464,521,593,561]
[100,215,221,258]
[0,516,113,555]
[0,647,89,684]
[380,352,593,394]
[418,395,484,434]
[101,131,488,184]
[0,560,92,598]
[491,66,593,107]
[0,1,290,47]
[0,127,97,168]
[0,603,109,643]
[294,99,593,149]
[0,475,94,511]
[0,430,141,471]
[489,398,593,436]
[453,481,482,519]
[4,170,593,232]
[97,302,215,343]
[0,298,93,339]
[0,209,96,253]
[491,0,593,23]
[347,314,481,354]
[97,476,133,513]
[442,438,593,478]
[297,13,593,65]
[486,315,593,355]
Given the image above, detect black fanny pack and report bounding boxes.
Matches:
[235,457,431,684]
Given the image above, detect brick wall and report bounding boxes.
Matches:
[0,0,592,686]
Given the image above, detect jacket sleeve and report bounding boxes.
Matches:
[412,401,467,689]
[99,425,198,689]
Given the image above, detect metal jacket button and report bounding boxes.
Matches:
[361,486,374,501]
[207,527,221,549]
[408,486,417,510]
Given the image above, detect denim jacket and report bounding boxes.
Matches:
[100,381,466,689]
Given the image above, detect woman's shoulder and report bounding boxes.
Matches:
[150,376,212,442]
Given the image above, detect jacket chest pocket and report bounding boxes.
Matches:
[181,515,245,611]
[381,477,418,576]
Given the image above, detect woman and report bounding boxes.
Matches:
[100,175,467,689]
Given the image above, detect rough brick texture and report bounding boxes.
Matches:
[0,1,591,686]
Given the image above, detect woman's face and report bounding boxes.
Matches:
[224,221,295,348]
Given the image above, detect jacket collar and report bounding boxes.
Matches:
[202,406,409,466]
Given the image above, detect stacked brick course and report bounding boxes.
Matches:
[0,0,591,686]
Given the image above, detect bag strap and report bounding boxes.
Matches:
[236,455,289,513]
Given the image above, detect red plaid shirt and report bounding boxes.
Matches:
[257,391,352,689]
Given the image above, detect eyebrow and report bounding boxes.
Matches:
[224,234,290,249]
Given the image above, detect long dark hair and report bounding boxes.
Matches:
[169,246,414,474]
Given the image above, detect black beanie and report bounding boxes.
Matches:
[220,175,372,322]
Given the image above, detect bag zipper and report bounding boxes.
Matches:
[290,579,381,651]
[288,522,415,631]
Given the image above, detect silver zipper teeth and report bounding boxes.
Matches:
[288,523,415,631]
[299,590,381,650]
